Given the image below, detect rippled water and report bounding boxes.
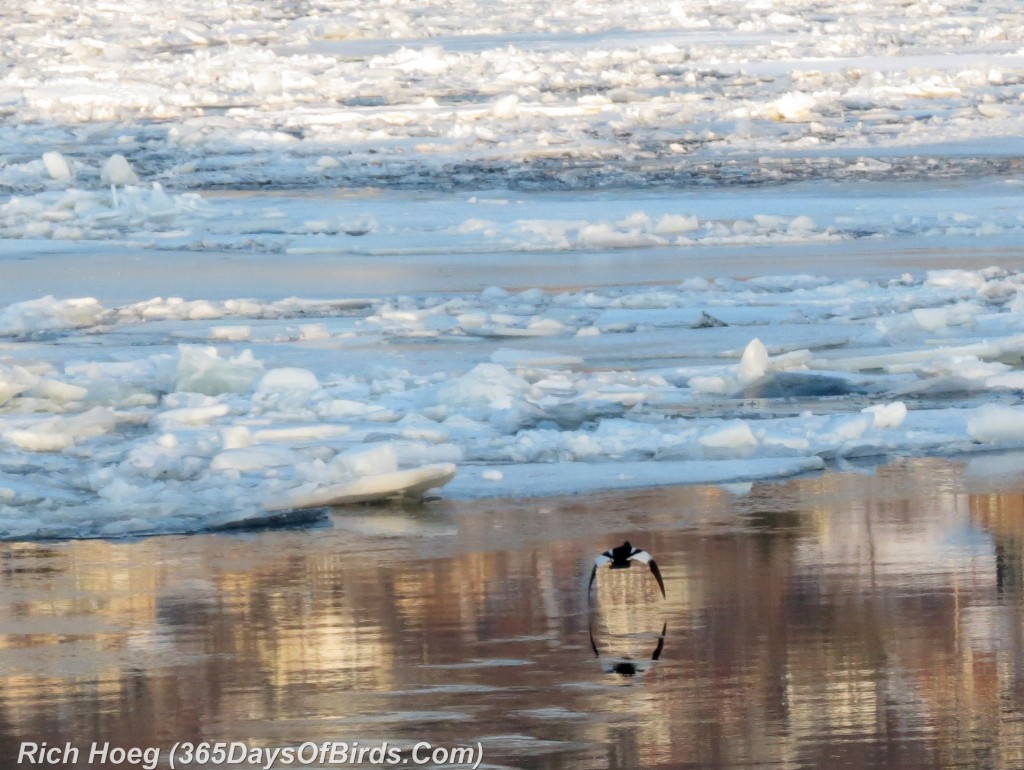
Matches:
[2,457,1024,769]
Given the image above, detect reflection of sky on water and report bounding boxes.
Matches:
[1,458,1024,768]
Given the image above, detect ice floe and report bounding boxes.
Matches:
[1,0,1024,198]
[1,267,1024,538]
[3,0,1024,539]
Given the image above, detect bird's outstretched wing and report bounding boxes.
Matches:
[588,553,611,598]
[628,549,666,598]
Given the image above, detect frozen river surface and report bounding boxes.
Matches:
[5,2,1024,769]
[2,0,1024,539]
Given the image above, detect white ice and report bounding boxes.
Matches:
[2,267,1024,538]
[2,0,1024,538]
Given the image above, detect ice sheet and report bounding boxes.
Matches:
[0,267,1023,539]
[3,0,1024,538]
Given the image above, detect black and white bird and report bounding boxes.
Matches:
[588,541,666,599]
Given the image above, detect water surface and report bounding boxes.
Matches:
[2,457,1024,769]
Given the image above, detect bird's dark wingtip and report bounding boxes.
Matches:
[648,558,666,599]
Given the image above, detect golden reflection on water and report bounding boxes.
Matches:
[1,458,1024,769]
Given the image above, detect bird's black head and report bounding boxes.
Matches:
[610,540,634,567]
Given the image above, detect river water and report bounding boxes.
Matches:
[2,455,1024,769]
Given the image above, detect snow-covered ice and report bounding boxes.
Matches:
[2,0,1024,538]
[3,0,1024,194]
[3,269,1024,539]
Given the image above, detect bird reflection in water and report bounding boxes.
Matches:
[589,621,668,678]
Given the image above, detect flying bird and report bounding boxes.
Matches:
[588,540,665,599]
